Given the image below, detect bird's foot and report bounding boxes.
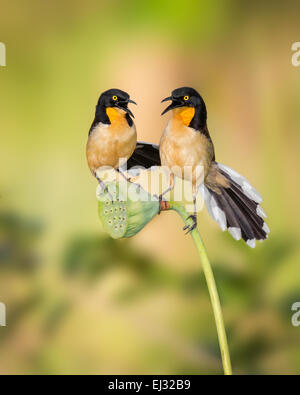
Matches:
[129,179,142,193]
[98,182,113,201]
[156,194,170,214]
[158,194,163,214]
[183,215,197,234]
[117,171,141,191]
[124,175,134,183]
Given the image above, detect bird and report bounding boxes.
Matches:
[159,87,269,247]
[87,89,161,192]
[87,88,139,191]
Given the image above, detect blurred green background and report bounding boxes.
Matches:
[1,0,300,374]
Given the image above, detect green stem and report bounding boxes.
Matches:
[169,201,233,375]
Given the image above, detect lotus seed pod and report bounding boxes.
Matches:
[97,180,159,239]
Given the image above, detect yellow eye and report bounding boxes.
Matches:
[184,95,189,101]
[112,95,118,101]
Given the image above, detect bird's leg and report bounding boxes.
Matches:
[158,173,175,213]
[183,188,198,234]
[116,168,141,191]
[116,168,133,183]
[159,173,175,201]
[94,171,112,200]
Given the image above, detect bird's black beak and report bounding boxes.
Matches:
[128,99,137,105]
[117,98,137,118]
[161,96,183,115]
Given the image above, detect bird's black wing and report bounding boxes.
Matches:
[126,141,161,169]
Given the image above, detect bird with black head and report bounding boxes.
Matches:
[87,89,138,190]
[160,87,269,247]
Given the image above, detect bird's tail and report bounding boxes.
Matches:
[200,162,270,248]
[126,141,161,169]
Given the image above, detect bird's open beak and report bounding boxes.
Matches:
[128,99,137,105]
[161,96,183,115]
[124,107,135,118]
[117,98,137,118]
[161,96,172,103]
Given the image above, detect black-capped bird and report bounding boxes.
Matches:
[87,89,138,190]
[160,87,269,247]
[87,89,161,190]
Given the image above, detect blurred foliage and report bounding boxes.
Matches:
[0,212,42,272]
[1,0,300,374]
[1,209,300,374]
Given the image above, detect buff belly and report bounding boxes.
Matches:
[160,120,213,186]
[87,122,137,172]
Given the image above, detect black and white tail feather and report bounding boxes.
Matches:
[127,143,269,248]
[199,162,269,248]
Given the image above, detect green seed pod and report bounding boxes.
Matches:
[97,181,160,239]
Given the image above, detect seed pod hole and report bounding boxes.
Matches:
[98,181,159,239]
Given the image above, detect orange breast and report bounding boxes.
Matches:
[106,107,128,125]
[173,107,195,126]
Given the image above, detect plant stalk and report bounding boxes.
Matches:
[167,201,233,375]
